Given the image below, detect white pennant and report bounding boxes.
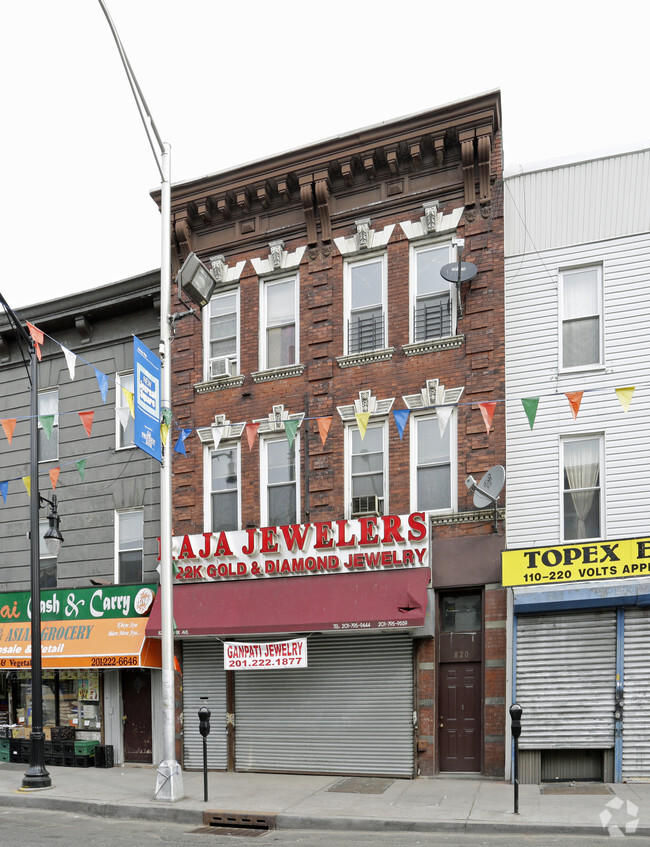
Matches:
[211,425,224,449]
[116,407,131,431]
[436,405,454,437]
[61,345,77,380]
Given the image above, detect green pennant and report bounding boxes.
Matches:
[76,458,87,482]
[39,415,55,439]
[284,419,299,449]
[161,408,172,426]
[521,397,540,430]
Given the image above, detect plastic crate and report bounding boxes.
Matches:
[74,740,99,756]
[63,755,75,768]
[9,740,21,762]
[75,755,94,768]
[51,726,75,742]
[95,745,114,768]
[62,742,75,757]
[0,750,9,762]
[0,739,9,752]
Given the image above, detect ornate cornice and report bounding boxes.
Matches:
[402,335,464,356]
[251,364,305,383]
[336,347,395,369]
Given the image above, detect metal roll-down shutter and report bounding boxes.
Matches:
[182,640,227,770]
[623,608,650,780]
[234,633,414,777]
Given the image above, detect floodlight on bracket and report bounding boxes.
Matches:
[465,465,505,533]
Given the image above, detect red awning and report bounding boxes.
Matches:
[146,569,430,637]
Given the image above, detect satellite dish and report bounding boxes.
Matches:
[472,465,505,509]
[440,261,478,284]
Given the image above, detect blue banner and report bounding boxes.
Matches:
[134,336,161,463]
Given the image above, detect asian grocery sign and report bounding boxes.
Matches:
[169,513,428,582]
[502,537,650,587]
[224,638,307,670]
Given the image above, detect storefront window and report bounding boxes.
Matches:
[441,594,481,632]
[6,670,100,730]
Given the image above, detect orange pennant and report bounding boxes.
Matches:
[245,422,260,451]
[479,401,497,434]
[26,322,44,345]
[565,391,583,420]
[49,467,60,490]
[316,417,332,446]
[79,410,95,437]
[1,419,16,444]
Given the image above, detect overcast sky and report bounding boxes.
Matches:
[0,0,647,309]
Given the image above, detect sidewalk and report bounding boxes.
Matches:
[0,762,649,836]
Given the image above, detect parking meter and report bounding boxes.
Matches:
[509,703,522,740]
[198,707,211,737]
[198,707,211,801]
[509,703,522,814]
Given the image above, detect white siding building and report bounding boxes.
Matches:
[504,148,650,783]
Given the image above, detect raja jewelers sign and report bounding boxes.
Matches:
[168,513,428,583]
[224,638,308,670]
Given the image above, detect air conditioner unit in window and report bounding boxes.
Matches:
[209,356,234,380]
[351,495,380,517]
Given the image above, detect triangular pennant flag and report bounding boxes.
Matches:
[1,419,16,444]
[26,322,44,346]
[355,412,370,439]
[211,425,224,450]
[116,407,131,431]
[173,655,182,674]
[436,405,454,437]
[76,459,86,482]
[245,423,260,450]
[161,408,172,427]
[316,417,332,446]
[0,481,7,504]
[161,422,170,446]
[61,345,77,380]
[39,415,55,440]
[122,388,135,418]
[284,419,299,449]
[521,397,540,430]
[49,467,60,490]
[95,369,109,403]
[392,409,410,439]
[174,429,192,455]
[79,410,95,437]
[615,387,635,413]
[479,401,497,434]
[565,391,583,420]
[22,476,31,497]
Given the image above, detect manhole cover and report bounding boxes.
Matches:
[541,782,613,795]
[327,777,394,794]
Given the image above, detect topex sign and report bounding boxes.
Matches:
[169,513,428,582]
[224,637,308,670]
[502,537,650,587]
[0,584,159,670]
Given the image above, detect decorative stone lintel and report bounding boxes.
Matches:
[399,206,464,241]
[251,245,306,277]
[251,364,305,383]
[402,335,464,356]
[194,375,246,394]
[334,224,395,256]
[430,508,505,527]
[336,347,395,369]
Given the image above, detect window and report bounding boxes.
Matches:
[562,436,602,541]
[262,435,298,525]
[349,422,387,516]
[261,276,298,370]
[441,594,481,632]
[115,371,135,449]
[411,242,456,341]
[561,266,602,369]
[345,256,386,354]
[38,389,58,462]
[208,290,239,377]
[412,415,454,512]
[210,444,239,532]
[39,518,57,588]
[115,509,144,583]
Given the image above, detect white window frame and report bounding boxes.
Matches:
[410,412,457,514]
[38,388,59,463]
[560,434,604,542]
[114,508,144,584]
[115,371,135,450]
[259,274,299,371]
[559,264,603,371]
[409,240,458,343]
[260,432,300,527]
[204,287,240,379]
[204,441,241,532]
[345,420,388,519]
[344,253,388,355]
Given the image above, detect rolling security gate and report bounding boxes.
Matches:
[622,608,650,780]
[516,610,616,749]
[235,633,414,776]
[182,640,227,770]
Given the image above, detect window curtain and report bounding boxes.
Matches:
[564,439,599,537]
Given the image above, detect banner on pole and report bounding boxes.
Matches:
[134,336,162,462]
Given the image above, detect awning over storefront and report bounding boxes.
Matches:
[146,568,431,637]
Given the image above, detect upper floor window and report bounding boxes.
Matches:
[348,422,387,517]
[345,255,386,355]
[561,266,602,369]
[262,434,298,525]
[38,388,59,462]
[562,435,602,541]
[208,289,239,379]
[115,509,144,583]
[412,414,454,512]
[39,517,57,588]
[261,276,298,370]
[115,371,135,449]
[411,242,456,342]
[210,443,240,532]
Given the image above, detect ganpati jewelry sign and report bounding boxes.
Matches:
[167,513,428,582]
[223,637,308,669]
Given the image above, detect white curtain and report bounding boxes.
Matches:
[565,438,600,537]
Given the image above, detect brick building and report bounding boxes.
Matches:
[148,91,507,777]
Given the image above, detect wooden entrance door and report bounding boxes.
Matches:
[438,662,481,772]
[121,668,152,763]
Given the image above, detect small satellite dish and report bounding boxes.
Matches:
[471,465,505,509]
[440,261,478,284]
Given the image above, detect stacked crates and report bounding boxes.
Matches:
[74,739,99,767]
[95,745,114,768]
